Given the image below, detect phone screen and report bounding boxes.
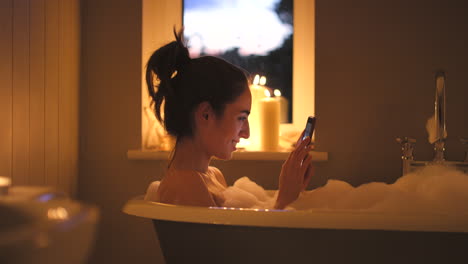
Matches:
[302,116,316,141]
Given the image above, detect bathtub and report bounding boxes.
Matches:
[123,195,468,264]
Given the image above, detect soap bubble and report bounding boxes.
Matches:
[222,165,468,216]
[233,176,271,203]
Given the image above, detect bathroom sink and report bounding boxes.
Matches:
[0,186,99,264]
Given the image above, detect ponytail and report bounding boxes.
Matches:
[145,29,190,124]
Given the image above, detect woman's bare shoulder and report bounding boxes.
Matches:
[158,169,217,207]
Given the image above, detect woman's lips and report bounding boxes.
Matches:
[232,140,239,150]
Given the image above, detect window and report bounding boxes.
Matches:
[141,0,314,151]
[183,0,293,123]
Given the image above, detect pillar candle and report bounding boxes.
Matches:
[279,96,289,123]
[247,76,267,151]
[274,89,289,123]
[259,91,280,151]
[0,176,11,195]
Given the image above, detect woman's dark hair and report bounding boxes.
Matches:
[146,29,249,139]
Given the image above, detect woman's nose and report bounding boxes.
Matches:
[239,120,250,139]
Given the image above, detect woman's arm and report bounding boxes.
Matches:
[274,135,314,209]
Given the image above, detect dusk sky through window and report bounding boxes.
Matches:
[183,0,292,57]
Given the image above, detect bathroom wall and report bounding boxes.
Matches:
[0,0,80,195]
[315,0,468,187]
[79,1,162,263]
[79,0,468,264]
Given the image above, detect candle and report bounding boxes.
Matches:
[274,89,289,123]
[0,176,11,195]
[247,75,267,151]
[259,89,280,151]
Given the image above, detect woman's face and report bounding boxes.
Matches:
[204,88,251,160]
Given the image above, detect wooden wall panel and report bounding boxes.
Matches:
[29,0,46,186]
[12,0,30,185]
[0,0,13,178]
[0,0,79,195]
[58,0,68,193]
[70,0,80,197]
[58,0,79,194]
[44,0,60,189]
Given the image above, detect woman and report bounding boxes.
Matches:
[145,30,314,209]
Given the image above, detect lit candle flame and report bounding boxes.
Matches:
[47,207,69,220]
[259,76,267,85]
[264,89,271,97]
[253,74,260,85]
[274,89,281,97]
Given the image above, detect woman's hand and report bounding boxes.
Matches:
[275,132,315,209]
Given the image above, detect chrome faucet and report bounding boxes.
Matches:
[433,71,447,163]
[397,71,468,175]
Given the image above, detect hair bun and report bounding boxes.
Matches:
[145,28,191,123]
[173,29,190,71]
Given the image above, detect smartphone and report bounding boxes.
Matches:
[302,116,316,142]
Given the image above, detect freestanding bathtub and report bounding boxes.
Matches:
[123,195,468,264]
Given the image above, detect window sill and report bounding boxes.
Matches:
[127,149,328,161]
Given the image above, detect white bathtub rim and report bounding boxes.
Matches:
[123,196,468,234]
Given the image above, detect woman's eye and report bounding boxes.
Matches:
[238,116,247,121]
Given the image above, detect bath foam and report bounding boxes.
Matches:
[144,181,160,201]
[233,176,271,202]
[144,165,468,215]
[224,165,468,215]
[272,165,468,215]
[223,177,278,209]
[379,165,468,214]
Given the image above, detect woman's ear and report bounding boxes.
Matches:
[195,101,213,123]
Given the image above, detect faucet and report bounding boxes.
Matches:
[433,71,447,163]
[397,71,468,175]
